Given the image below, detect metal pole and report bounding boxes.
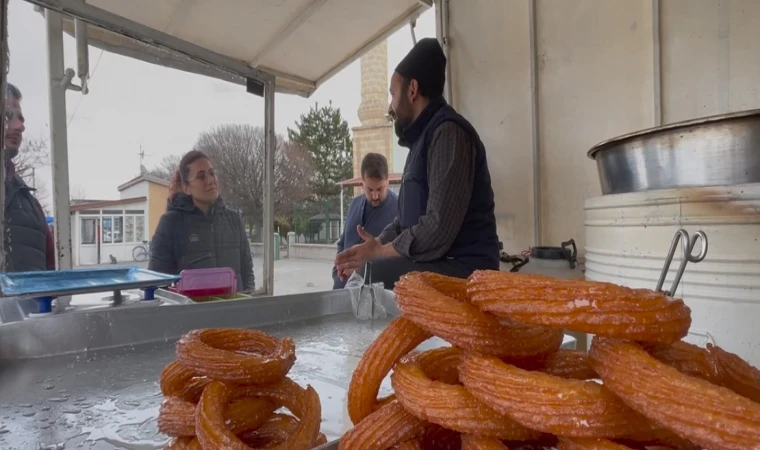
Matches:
[340,186,344,234]
[529,0,541,246]
[652,0,662,127]
[439,0,452,105]
[74,19,89,94]
[0,0,8,272]
[46,10,73,278]
[262,80,275,295]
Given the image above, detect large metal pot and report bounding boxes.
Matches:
[588,109,760,195]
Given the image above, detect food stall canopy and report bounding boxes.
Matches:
[29,0,432,97]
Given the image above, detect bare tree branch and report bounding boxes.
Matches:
[191,124,315,240]
[33,176,51,215]
[14,137,49,180]
[70,185,88,201]
[145,154,181,181]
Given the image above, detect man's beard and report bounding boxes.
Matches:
[393,103,412,147]
[394,120,409,149]
[394,120,404,140]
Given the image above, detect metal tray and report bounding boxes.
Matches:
[0,288,575,449]
[0,267,181,298]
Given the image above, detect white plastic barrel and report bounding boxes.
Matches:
[584,183,760,365]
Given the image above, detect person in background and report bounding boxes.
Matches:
[333,153,398,289]
[334,38,500,289]
[149,150,255,292]
[3,83,55,272]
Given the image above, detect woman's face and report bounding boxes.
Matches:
[182,158,219,204]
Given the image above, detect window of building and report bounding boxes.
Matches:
[102,217,113,243]
[125,216,135,243]
[87,209,146,245]
[81,218,97,245]
[113,216,124,243]
[135,216,146,243]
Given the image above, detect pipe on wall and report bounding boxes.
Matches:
[529,0,541,246]
[435,0,453,105]
[0,0,8,272]
[652,0,662,126]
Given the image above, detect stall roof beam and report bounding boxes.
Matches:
[316,4,427,87]
[27,0,274,90]
[25,0,430,97]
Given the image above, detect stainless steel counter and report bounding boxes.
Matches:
[0,289,575,449]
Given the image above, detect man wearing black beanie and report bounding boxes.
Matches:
[335,38,499,289]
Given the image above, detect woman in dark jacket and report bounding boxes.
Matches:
[148,150,256,292]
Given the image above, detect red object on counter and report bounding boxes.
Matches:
[173,267,237,297]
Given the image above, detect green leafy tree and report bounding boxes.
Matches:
[287,101,353,202]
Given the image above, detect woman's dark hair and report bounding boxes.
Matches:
[169,150,209,199]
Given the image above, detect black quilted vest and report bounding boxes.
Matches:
[398,96,500,271]
[4,173,48,272]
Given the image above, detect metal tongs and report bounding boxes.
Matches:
[356,260,376,321]
[655,229,708,296]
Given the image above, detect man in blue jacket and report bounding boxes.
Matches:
[332,153,397,289]
[334,38,500,289]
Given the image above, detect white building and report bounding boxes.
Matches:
[70,174,170,266]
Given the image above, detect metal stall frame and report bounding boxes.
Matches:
[23,0,279,296]
[0,0,8,272]
[11,0,430,298]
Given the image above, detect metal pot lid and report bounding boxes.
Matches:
[587,108,760,160]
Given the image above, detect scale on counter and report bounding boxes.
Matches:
[0,267,182,317]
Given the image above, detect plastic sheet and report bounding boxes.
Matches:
[344,271,386,320]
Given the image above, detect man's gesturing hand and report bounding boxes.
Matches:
[335,225,394,278]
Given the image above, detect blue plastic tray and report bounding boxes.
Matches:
[0,267,181,298]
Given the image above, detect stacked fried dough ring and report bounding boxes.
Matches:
[158,328,326,450]
[340,271,760,450]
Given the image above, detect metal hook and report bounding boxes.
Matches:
[655,229,708,296]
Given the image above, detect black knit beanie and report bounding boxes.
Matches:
[394,37,446,98]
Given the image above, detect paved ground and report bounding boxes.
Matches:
[81,257,335,295]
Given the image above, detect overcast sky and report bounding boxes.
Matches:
[7,0,436,210]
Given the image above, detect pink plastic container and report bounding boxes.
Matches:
[174,267,237,297]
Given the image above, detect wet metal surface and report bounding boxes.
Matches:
[0,312,402,449]
[0,289,575,449]
[0,289,402,449]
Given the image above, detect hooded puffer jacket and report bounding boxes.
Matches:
[148,194,255,292]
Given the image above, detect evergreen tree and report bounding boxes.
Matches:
[287,101,353,201]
